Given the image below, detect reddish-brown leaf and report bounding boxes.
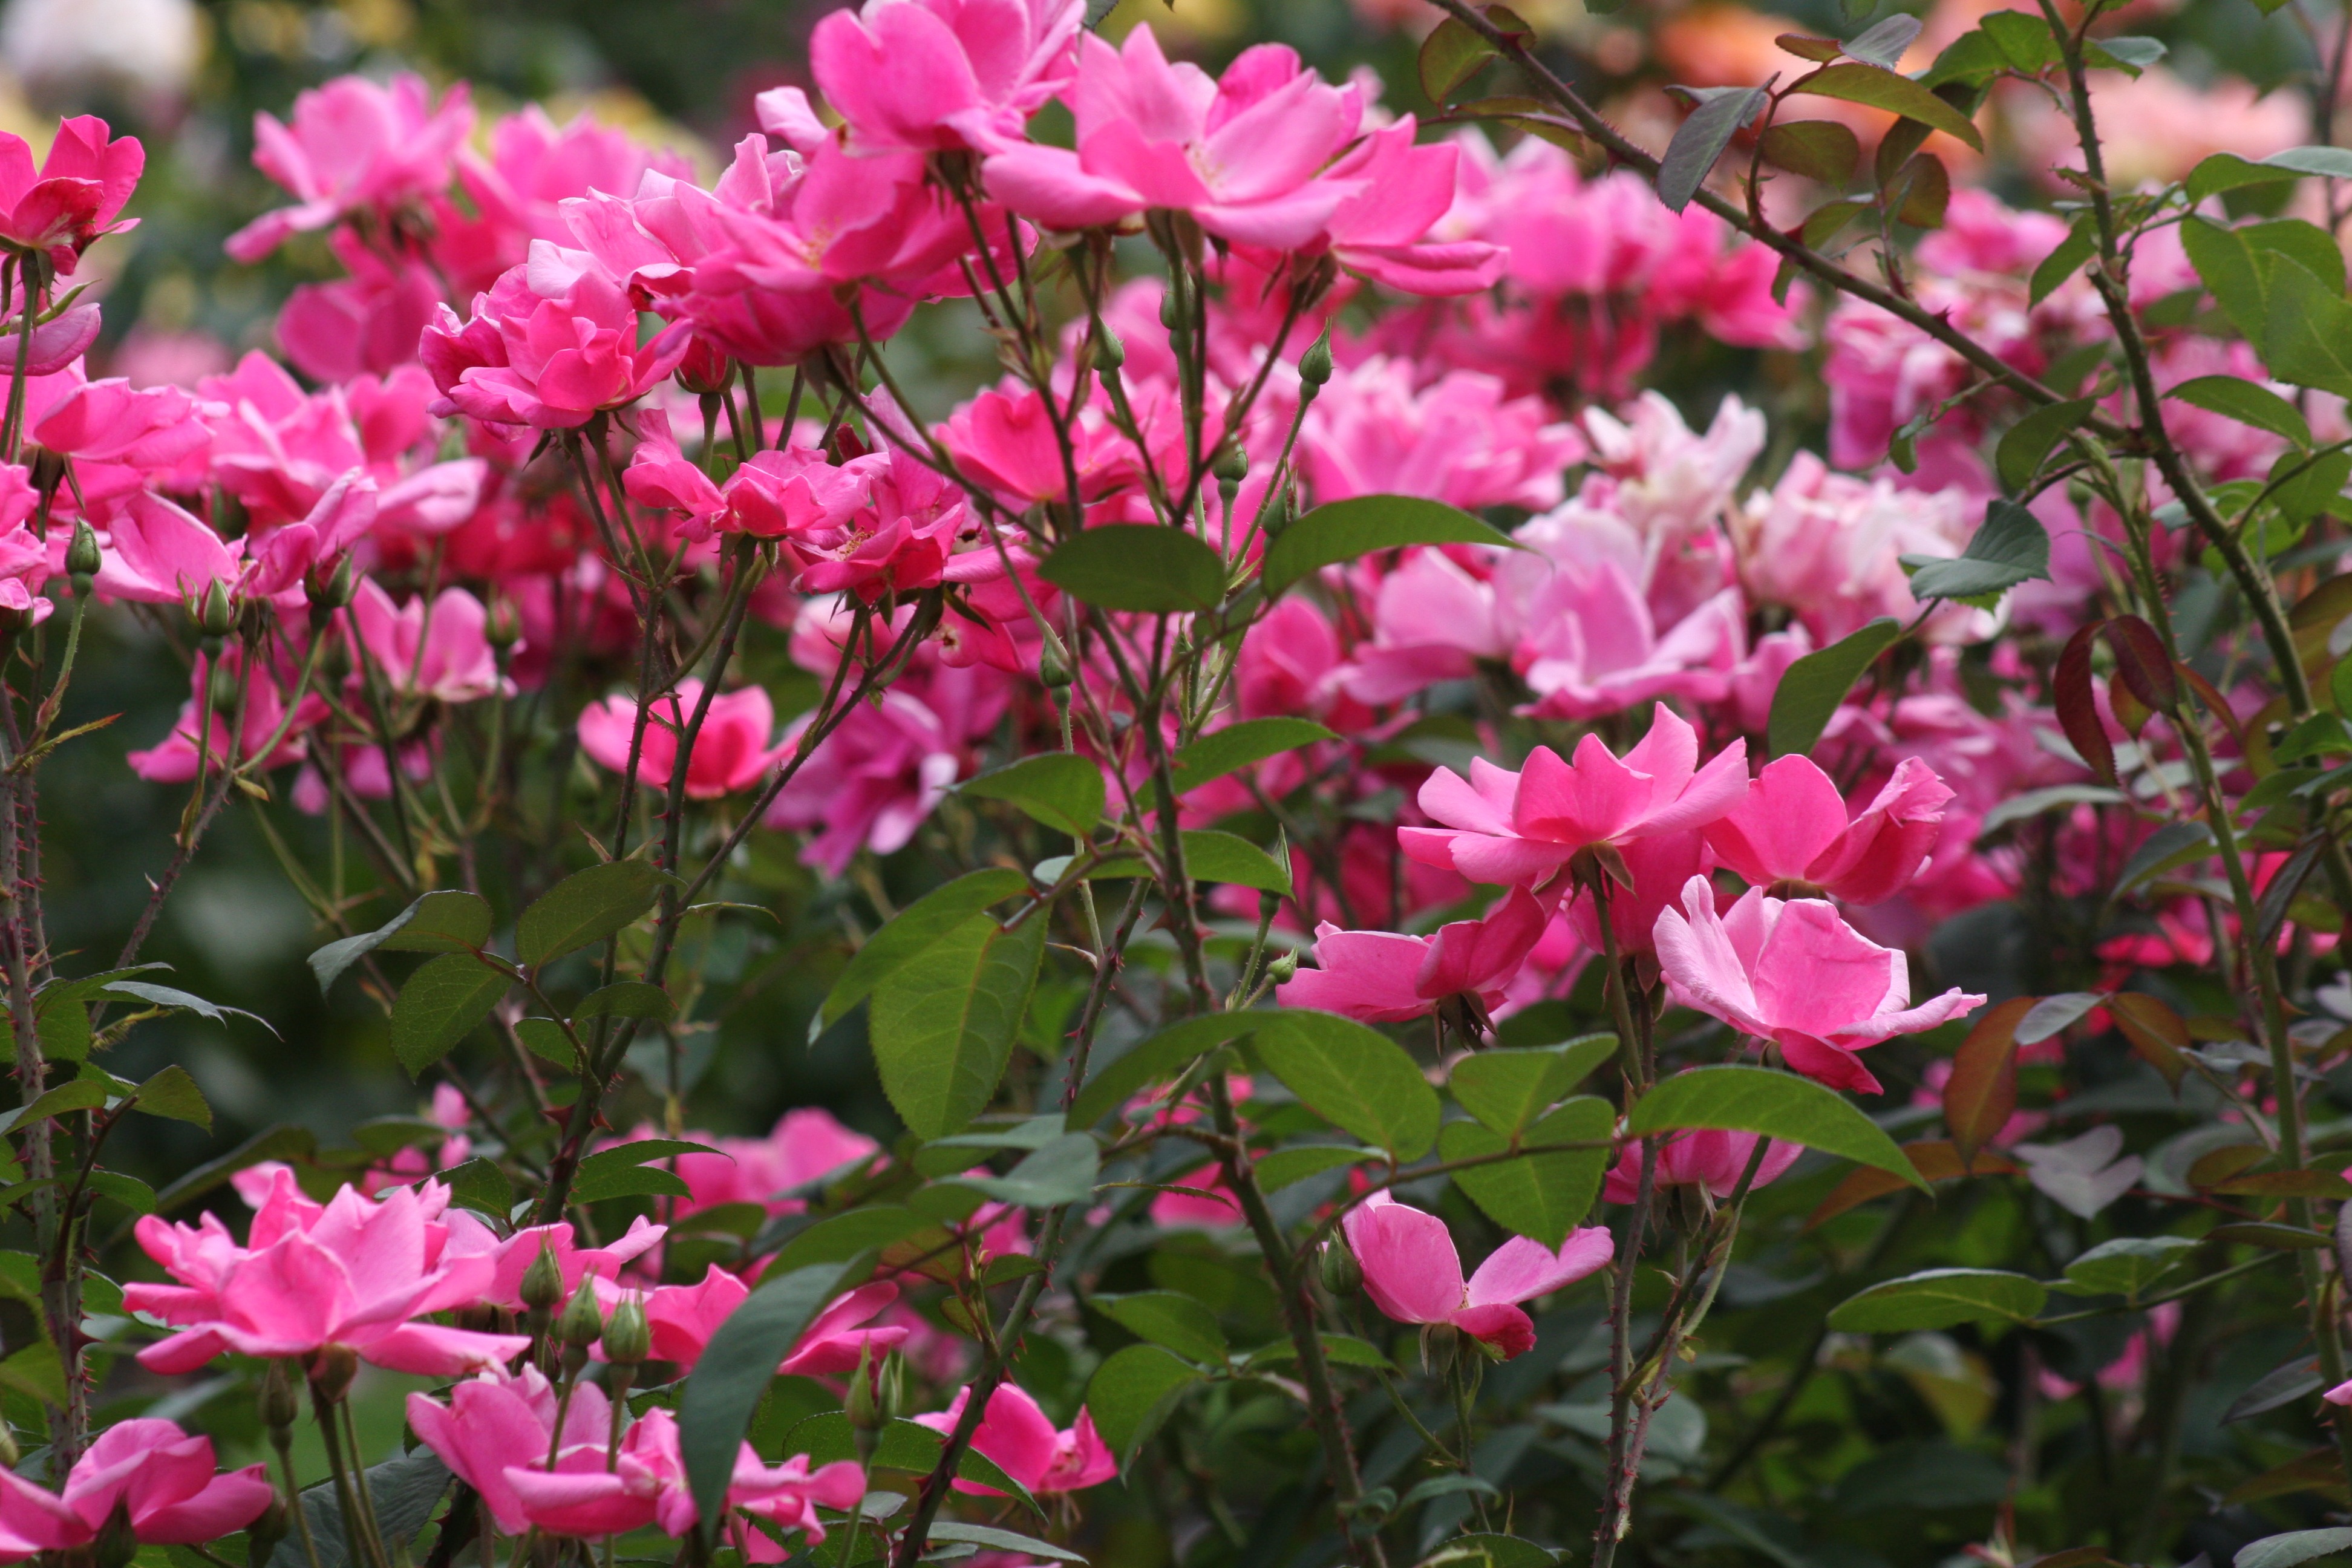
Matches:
[2187,1143,2268,1189]
[2054,625,2116,785]
[2224,1448,2348,1506]
[2177,661,2250,756]
[1806,1138,2019,1228]
[2106,991,2189,1089]
[2102,614,2180,716]
[1944,998,2036,1168]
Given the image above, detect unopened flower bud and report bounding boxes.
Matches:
[318,558,358,612]
[0,1422,19,1469]
[307,1343,360,1404]
[1212,445,1248,485]
[601,1296,650,1367]
[1423,1321,1461,1379]
[94,1498,136,1568]
[1321,1240,1362,1297]
[1038,641,1073,691]
[1298,332,1333,390]
[676,336,733,397]
[1265,952,1299,984]
[64,520,99,581]
[520,1243,564,1313]
[1094,328,1125,371]
[845,1345,883,1431]
[558,1279,605,1350]
[260,1359,300,1434]
[246,1495,290,1568]
[1160,290,1182,330]
[195,580,234,641]
[485,596,521,650]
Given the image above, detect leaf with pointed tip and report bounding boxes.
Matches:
[1768,618,1901,757]
[1658,85,1768,213]
[1042,525,1225,614]
[1261,495,1514,598]
[1628,1065,1924,1187]
[1790,62,1984,151]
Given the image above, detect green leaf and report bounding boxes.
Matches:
[1627,1064,1926,1188]
[2167,374,2313,448]
[1759,120,1860,184]
[517,860,678,969]
[2114,820,2216,896]
[1825,1267,2048,1331]
[2056,1235,2198,1298]
[1995,397,2095,493]
[962,754,1105,837]
[1255,1144,1380,1192]
[1261,495,1515,598]
[2189,145,2352,203]
[388,952,511,1076]
[1977,10,2056,70]
[679,1260,866,1547]
[85,1169,157,1215]
[1419,14,1500,101]
[1658,85,1768,212]
[572,1139,719,1204]
[926,1525,1086,1564]
[1904,499,2051,602]
[1419,1535,1560,1568]
[2185,215,2272,341]
[763,1206,930,1276]
[129,1064,211,1131]
[1068,1014,1261,1129]
[2263,255,2352,399]
[308,889,492,996]
[1442,1096,1613,1247]
[1171,717,1339,794]
[1094,1290,1228,1364]
[1040,524,1226,614]
[1767,617,1902,758]
[1176,830,1291,895]
[953,1133,1100,1208]
[869,912,1047,1139]
[1085,1344,1204,1465]
[97,979,275,1034]
[267,1449,451,1568]
[35,998,87,1063]
[1251,1010,1441,1160]
[1843,11,1921,67]
[571,981,674,1022]
[514,1018,575,1068]
[440,1157,513,1218]
[1789,62,1984,152]
[1449,1035,1615,1136]
[2029,224,2095,307]
[2236,1529,2352,1568]
[818,869,1030,1031]
[2088,34,2164,71]
[1,1079,106,1134]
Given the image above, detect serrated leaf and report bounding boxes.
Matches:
[1085,1344,1203,1466]
[1628,1065,1924,1187]
[85,1169,157,1215]
[1826,1268,2048,1331]
[388,953,511,1076]
[1094,1290,1227,1365]
[1171,717,1338,795]
[2113,820,2216,897]
[129,1064,211,1131]
[517,860,678,969]
[953,1133,1099,1208]
[1040,524,1226,614]
[820,869,1030,1031]
[1905,500,2051,601]
[927,1526,1085,1564]
[1067,1013,1261,1129]
[679,1260,866,1547]
[1,1079,106,1133]
[869,912,1046,1140]
[2030,225,2095,306]
[1175,829,1291,895]
[1767,617,1901,757]
[1843,12,1921,67]
[1255,1144,1379,1191]
[1442,1097,1613,1247]
[309,889,492,996]
[1261,495,1514,598]
[1759,119,1861,183]
[1996,398,2095,492]
[1419,15,1498,103]
[962,753,1105,837]
[1790,62,1984,152]
[2056,1235,2197,1298]
[2236,1529,2352,1568]
[1658,85,1768,212]
[1448,1035,1615,1136]
[1251,1009,1440,1160]
[2263,255,2352,399]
